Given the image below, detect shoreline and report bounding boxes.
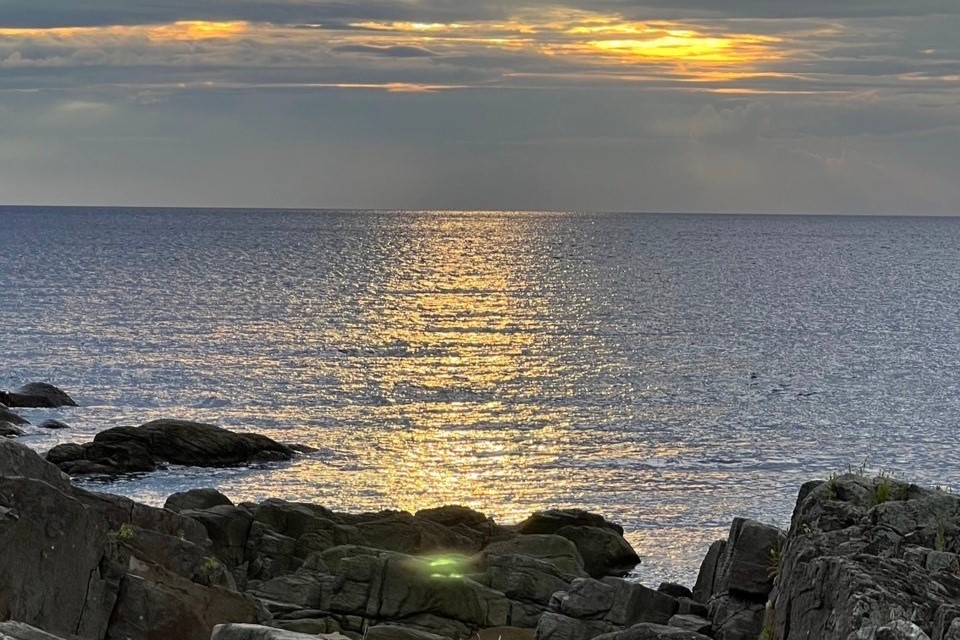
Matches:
[4,383,960,640]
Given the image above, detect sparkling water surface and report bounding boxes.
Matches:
[3,207,960,587]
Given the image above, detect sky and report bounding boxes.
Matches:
[0,0,958,213]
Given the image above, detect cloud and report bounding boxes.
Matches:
[332,44,439,58]
[0,1,958,213]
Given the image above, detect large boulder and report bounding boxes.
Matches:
[0,440,263,640]
[1,383,77,408]
[554,525,641,579]
[769,474,960,639]
[46,419,296,475]
[518,510,638,579]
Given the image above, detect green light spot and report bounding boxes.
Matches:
[429,558,461,568]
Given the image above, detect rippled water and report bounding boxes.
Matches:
[3,207,960,586]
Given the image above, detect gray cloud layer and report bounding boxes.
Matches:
[0,0,958,213]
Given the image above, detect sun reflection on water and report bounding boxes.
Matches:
[348,214,549,516]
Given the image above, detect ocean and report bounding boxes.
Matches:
[2,206,959,586]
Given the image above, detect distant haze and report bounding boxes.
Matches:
[1,0,959,213]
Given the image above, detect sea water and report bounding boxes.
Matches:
[3,206,960,585]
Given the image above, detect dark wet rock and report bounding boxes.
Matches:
[46,419,296,476]
[0,404,29,426]
[520,509,625,536]
[555,524,641,578]
[658,583,693,599]
[38,419,70,430]
[1,382,77,408]
[166,487,235,512]
[0,421,25,438]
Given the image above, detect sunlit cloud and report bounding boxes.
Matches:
[0,20,248,42]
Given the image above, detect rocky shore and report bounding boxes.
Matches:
[3,383,960,640]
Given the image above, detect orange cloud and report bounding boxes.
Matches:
[0,21,247,42]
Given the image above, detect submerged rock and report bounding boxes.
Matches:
[38,419,71,430]
[46,419,297,476]
[1,382,77,408]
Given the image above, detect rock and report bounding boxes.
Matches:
[554,525,640,578]
[536,611,621,640]
[0,621,70,640]
[520,509,625,536]
[352,510,484,555]
[365,625,451,640]
[47,439,159,475]
[593,623,713,640]
[692,540,726,604]
[185,505,254,568]
[1,383,77,408]
[38,419,70,430]
[720,518,784,599]
[46,419,297,475]
[874,621,932,640]
[551,577,679,629]
[0,439,263,640]
[415,505,491,528]
[770,474,960,640]
[479,534,589,580]
[675,598,709,618]
[0,439,71,489]
[211,624,350,640]
[107,569,260,640]
[166,488,235,512]
[476,628,536,640]
[696,518,783,640]
[658,583,693,599]
[0,422,24,438]
[0,405,29,426]
[667,615,712,635]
